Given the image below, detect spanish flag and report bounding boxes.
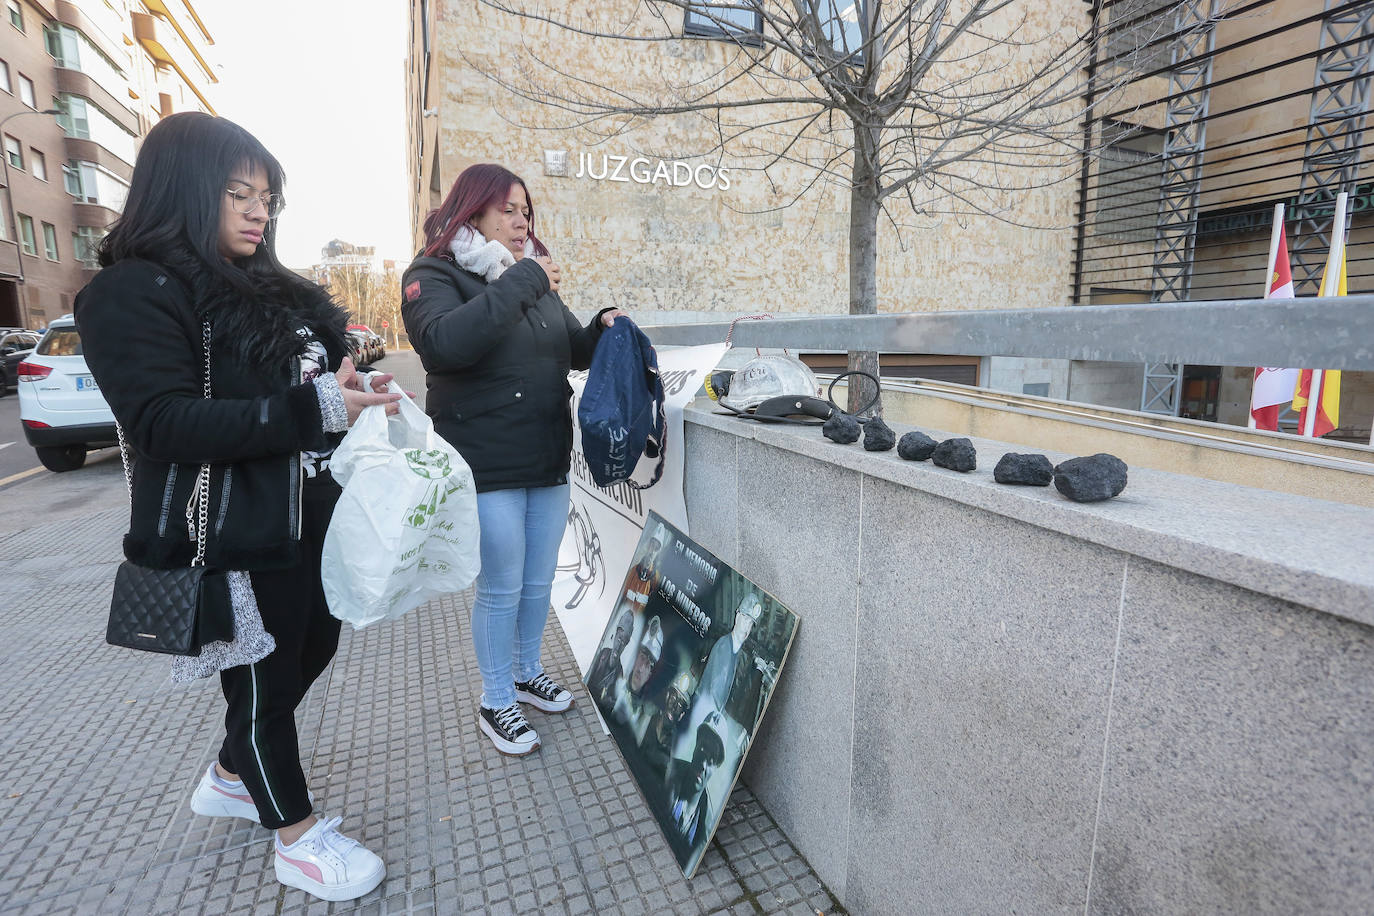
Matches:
[1292,253,1344,438]
[1249,221,1299,430]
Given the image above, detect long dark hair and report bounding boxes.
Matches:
[422,163,550,259]
[99,112,345,367]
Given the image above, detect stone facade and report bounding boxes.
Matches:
[405,1,1083,326]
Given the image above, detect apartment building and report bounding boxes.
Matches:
[406,1,1372,438]
[0,0,217,329]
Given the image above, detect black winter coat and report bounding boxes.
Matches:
[401,254,608,492]
[75,258,349,570]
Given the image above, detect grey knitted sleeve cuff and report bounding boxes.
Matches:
[314,373,349,433]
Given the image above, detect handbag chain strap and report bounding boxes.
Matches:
[116,321,212,567]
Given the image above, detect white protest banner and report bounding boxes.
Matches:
[554,342,728,673]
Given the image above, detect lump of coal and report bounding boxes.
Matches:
[897,431,938,461]
[863,417,896,451]
[823,413,861,444]
[994,453,1053,486]
[1053,453,1128,502]
[931,437,976,472]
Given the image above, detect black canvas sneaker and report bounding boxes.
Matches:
[515,673,575,713]
[479,703,540,756]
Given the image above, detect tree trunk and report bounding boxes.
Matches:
[847,129,883,417]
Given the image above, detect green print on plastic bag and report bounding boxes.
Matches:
[403,448,470,529]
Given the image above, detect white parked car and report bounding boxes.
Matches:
[16,315,117,472]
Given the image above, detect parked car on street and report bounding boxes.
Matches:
[16,315,117,471]
[345,328,368,366]
[0,329,41,396]
[347,324,384,364]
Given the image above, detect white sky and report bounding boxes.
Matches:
[195,0,410,269]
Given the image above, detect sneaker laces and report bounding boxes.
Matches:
[294,816,359,867]
[493,703,530,734]
[526,673,563,697]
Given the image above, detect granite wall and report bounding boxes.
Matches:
[683,406,1374,915]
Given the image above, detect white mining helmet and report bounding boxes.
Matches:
[718,354,820,414]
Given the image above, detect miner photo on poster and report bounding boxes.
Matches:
[587,512,798,876]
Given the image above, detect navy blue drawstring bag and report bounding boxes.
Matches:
[578,316,666,489]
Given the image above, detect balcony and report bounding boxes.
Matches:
[53,69,138,135]
[0,242,20,280]
[131,11,216,113]
[72,202,120,229]
[60,138,133,181]
[53,1,131,71]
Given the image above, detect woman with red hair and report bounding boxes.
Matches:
[402,163,624,755]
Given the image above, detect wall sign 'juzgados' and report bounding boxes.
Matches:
[544,149,732,190]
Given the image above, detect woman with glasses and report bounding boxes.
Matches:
[402,163,625,756]
[75,112,400,903]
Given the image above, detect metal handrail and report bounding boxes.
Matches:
[640,296,1374,371]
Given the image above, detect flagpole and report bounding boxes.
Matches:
[1303,191,1346,438]
[1250,203,1287,429]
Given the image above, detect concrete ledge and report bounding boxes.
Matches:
[686,404,1374,627]
[683,405,1374,914]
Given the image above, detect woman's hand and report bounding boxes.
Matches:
[532,256,561,292]
[601,309,629,328]
[335,357,402,425]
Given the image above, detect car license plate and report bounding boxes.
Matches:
[76,375,99,391]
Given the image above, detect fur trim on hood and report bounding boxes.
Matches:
[167,255,349,369]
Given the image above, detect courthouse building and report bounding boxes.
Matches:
[0,0,216,329]
[406,0,1372,439]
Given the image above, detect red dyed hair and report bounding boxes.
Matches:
[421,163,550,259]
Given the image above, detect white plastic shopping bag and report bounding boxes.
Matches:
[322,381,480,628]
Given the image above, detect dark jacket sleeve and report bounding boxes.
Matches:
[402,258,552,372]
[566,303,615,371]
[74,263,329,464]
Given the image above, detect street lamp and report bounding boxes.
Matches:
[1,107,62,328]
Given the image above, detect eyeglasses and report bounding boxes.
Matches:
[225,186,285,219]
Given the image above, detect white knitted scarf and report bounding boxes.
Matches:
[448,224,537,282]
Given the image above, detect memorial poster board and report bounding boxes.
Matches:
[585,511,799,877]
[553,343,728,673]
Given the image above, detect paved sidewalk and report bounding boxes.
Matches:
[0,354,841,915]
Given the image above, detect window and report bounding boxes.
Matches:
[41,221,57,260]
[0,59,10,94]
[807,0,864,57]
[684,3,762,44]
[37,326,83,356]
[44,23,129,99]
[4,135,22,170]
[7,0,22,32]
[18,73,34,108]
[54,93,136,163]
[72,225,104,268]
[1103,0,1175,77]
[1093,121,1164,243]
[62,158,128,208]
[18,214,36,256]
[30,148,44,180]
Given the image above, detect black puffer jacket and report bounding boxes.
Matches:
[401,254,609,492]
[75,258,349,570]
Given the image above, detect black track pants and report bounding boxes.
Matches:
[217,483,341,830]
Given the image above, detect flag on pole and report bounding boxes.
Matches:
[1292,252,1344,438]
[1249,221,1300,430]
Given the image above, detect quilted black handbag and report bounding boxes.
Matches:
[105,321,233,656]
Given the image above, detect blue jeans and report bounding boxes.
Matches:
[471,484,569,709]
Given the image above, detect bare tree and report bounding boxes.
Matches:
[321,263,401,342]
[464,0,1204,413]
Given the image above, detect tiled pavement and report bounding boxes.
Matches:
[0,353,842,916]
